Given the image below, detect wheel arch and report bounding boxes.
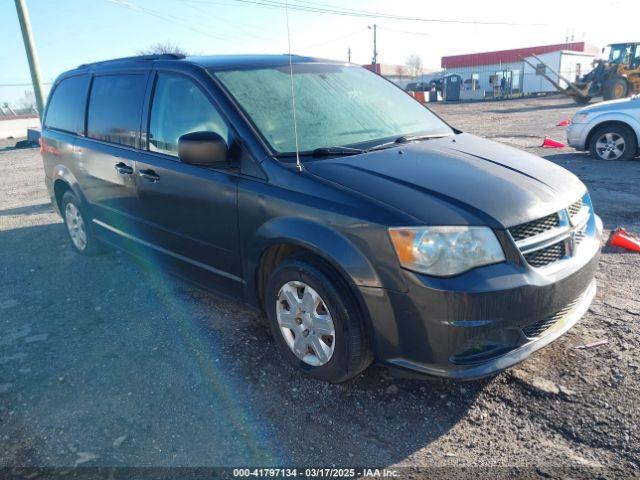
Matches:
[53,179,72,213]
[246,217,385,343]
[51,165,87,212]
[585,117,640,152]
[248,217,383,306]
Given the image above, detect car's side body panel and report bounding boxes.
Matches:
[236,160,417,306]
[41,131,80,212]
[567,98,640,150]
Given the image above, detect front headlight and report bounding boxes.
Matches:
[388,226,505,277]
[572,113,589,124]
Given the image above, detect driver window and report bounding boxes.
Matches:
[149,73,229,157]
[624,45,632,64]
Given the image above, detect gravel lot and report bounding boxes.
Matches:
[1,96,639,477]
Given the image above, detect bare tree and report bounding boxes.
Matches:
[18,90,37,115]
[138,41,187,56]
[405,55,423,78]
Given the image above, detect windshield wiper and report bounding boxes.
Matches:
[277,136,448,159]
[311,146,365,157]
[367,134,450,152]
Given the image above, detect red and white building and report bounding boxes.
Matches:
[362,63,440,89]
[441,42,599,97]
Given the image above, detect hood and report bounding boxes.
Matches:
[305,133,586,228]
[578,95,640,114]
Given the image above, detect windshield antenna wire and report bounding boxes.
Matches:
[284,0,302,172]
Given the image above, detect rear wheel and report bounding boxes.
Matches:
[603,77,628,100]
[264,253,372,383]
[589,124,637,161]
[61,191,103,255]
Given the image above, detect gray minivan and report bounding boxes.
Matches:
[41,54,602,382]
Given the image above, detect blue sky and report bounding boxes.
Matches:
[2,0,638,106]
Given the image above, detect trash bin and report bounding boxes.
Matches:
[443,74,461,102]
[428,86,438,103]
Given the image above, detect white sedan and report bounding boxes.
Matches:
[567,96,640,160]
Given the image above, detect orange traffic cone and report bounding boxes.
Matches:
[542,137,566,148]
[557,119,571,127]
[608,227,640,253]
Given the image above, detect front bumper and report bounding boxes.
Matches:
[360,213,602,380]
[566,123,589,150]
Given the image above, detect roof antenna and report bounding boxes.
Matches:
[284,0,302,172]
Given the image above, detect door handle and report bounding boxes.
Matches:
[139,169,160,183]
[114,162,133,175]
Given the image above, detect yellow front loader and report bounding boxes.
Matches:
[522,42,640,104]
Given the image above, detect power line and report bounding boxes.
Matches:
[0,82,53,87]
[379,26,431,37]
[105,0,228,41]
[183,0,271,41]
[299,27,368,50]
[188,0,549,26]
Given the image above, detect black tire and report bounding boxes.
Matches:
[602,77,628,100]
[589,124,637,161]
[264,253,372,383]
[573,96,591,104]
[61,191,104,255]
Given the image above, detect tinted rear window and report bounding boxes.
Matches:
[44,75,89,134]
[87,74,147,147]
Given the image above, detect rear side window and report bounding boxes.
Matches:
[87,74,147,147]
[44,75,89,134]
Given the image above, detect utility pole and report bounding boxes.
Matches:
[371,24,378,66]
[14,0,45,122]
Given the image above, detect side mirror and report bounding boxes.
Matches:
[178,131,228,167]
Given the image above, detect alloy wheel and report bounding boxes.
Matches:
[276,281,336,366]
[595,132,625,160]
[65,202,87,251]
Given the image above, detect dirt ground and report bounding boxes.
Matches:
[1,96,639,478]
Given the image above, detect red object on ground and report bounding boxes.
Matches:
[542,137,566,148]
[557,119,571,127]
[608,228,640,253]
[414,91,426,103]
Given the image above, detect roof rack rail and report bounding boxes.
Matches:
[77,53,185,69]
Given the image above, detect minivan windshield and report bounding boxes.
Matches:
[214,63,453,155]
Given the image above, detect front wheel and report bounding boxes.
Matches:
[264,254,372,383]
[589,124,637,161]
[603,77,628,100]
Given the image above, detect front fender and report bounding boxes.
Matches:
[245,217,383,304]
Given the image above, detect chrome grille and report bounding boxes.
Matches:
[508,213,560,241]
[509,195,591,269]
[522,295,582,338]
[568,198,584,219]
[523,241,566,267]
[575,225,587,246]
